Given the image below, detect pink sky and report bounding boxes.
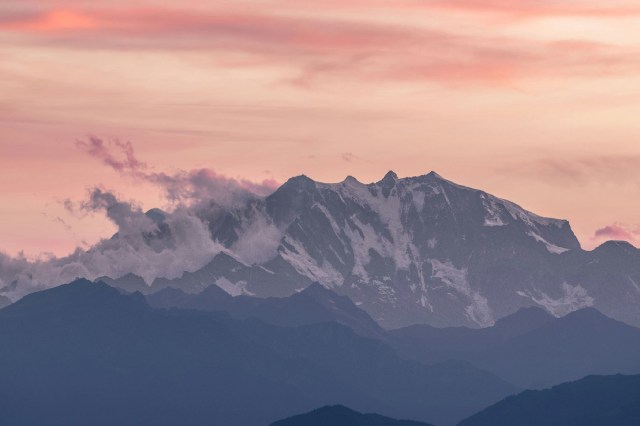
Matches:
[1,0,640,257]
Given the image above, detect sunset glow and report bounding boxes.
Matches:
[2,0,640,256]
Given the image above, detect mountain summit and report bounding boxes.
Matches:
[105,171,640,328]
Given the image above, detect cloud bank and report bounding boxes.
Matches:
[0,138,280,301]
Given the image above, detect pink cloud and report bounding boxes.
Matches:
[3,6,639,86]
[592,223,640,245]
[391,0,640,18]
[594,224,634,240]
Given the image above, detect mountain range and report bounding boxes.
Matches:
[102,171,640,329]
[145,280,640,389]
[3,277,639,425]
[390,306,640,388]
[146,282,386,339]
[272,374,640,426]
[0,279,516,426]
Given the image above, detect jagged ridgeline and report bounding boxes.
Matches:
[94,172,638,328]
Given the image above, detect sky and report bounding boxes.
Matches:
[1,0,640,258]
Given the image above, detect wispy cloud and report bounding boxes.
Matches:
[0,136,283,300]
[500,155,640,185]
[592,222,640,245]
[76,137,279,207]
[2,6,639,86]
[76,137,147,174]
[341,152,357,162]
[423,0,640,18]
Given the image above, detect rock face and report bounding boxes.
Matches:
[107,171,640,329]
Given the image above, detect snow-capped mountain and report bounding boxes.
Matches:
[106,171,640,328]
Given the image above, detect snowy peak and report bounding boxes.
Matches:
[380,170,399,182]
[104,171,640,329]
[256,171,583,327]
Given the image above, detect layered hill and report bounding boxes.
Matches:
[145,282,640,389]
[146,282,385,339]
[458,374,640,426]
[390,306,640,388]
[0,279,516,426]
[270,405,434,426]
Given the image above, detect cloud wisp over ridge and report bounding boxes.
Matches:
[76,137,279,206]
[0,138,280,301]
[1,136,638,303]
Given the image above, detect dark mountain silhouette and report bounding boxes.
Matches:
[390,307,640,388]
[390,307,555,362]
[147,282,640,390]
[270,405,434,426]
[146,282,385,339]
[458,374,640,426]
[0,279,516,426]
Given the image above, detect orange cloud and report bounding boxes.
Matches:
[3,10,98,32]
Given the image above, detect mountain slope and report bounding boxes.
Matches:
[0,294,11,309]
[0,280,516,426]
[270,405,434,426]
[390,307,640,388]
[458,374,640,426]
[104,171,640,328]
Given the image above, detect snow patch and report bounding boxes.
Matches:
[314,203,343,237]
[279,237,344,287]
[498,197,566,229]
[215,277,248,297]
[526,231,569,254]
[337,181,413,270]
[411,187,426,212]
[517,282,595,317]
[420,294,433,311]
[430,259,494,327]
[481,195,507,227]
[484,217,506,227]
[372,279,397,303]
